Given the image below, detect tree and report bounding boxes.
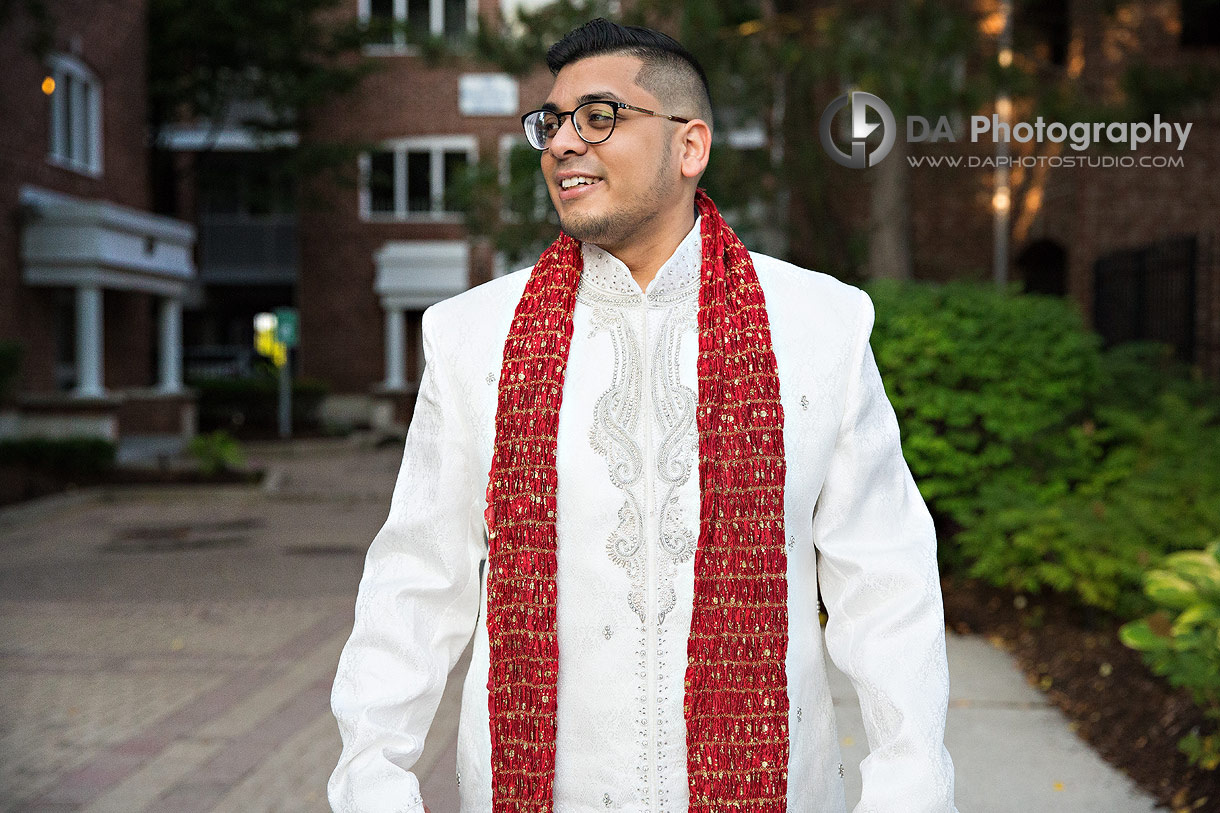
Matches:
[816,2,986,280]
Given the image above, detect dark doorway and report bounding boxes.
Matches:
[1018,239,1068,296]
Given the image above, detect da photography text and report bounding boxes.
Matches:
[820,91,1193,169]
[910,114,1193,152]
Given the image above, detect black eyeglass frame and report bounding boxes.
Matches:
[520,100,692,150]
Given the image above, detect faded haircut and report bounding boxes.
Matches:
[545,17,714,131]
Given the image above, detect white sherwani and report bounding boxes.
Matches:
[329,218,959,812]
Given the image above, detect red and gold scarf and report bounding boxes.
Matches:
[483,188,789,810]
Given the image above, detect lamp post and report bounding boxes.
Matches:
[994,0,1013,290]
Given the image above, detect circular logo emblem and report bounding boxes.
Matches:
[819,91,896,169]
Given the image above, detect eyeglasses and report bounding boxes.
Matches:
[521,100,691,151]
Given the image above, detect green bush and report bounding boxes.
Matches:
[864,280,1105,561]
[1119,539,1220,771]
[0,436,115,475]
[187,430,246,475]
[189,374,329,434]
[956,389,1220,617]
[867,280,1220,616]
[1091,339,1220,414]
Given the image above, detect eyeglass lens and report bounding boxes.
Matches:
[525,102,618,149]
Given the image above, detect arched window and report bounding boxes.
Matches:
[46,53,103,176]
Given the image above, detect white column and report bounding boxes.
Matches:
[157,296,183,393]
[413,314,425,386]
[74,283,105,398]
[73,283,106,397]
[384,305,405,390]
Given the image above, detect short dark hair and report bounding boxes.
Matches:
[546,18,713,130]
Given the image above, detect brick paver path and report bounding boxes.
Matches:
[0,437,465,813]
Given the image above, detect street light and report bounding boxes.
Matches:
[994,0,1013,289]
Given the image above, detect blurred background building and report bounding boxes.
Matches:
[2,0,1217,450]
[0,0,197,461]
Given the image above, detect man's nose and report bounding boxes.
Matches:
[548,114,587,158]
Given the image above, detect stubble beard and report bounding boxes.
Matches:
[556,149,674,248]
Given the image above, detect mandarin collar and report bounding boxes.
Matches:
[576,215,702,307]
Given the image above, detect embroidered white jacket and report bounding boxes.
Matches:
[329,218,959,812]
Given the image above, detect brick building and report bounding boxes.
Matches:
[0,0,197,454]
[1027,0,1220,381]
[5,2,1212,456]
[291,0,554,429]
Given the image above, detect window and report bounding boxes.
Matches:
[358,0,470,50]
[407,151,431,212]
[46,53,102,175]
[197,152,297,216]
[369,151,396,214]
[359,137,476,220]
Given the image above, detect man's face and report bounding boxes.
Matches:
[539,53,681,248]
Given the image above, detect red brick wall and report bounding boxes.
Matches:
[0,0,154,393]
[1018,1,1220,379]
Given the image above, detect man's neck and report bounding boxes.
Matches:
[593,204,698,293]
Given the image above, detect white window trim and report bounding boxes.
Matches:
[356,0,471,55]
[359,135,478,223]
[46,53,103,177]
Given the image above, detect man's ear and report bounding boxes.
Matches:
[678,119,712,180]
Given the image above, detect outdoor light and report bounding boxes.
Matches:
[41,76,55,95]
[253,312,276,334]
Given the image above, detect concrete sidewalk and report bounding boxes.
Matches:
[0,437,1162,812]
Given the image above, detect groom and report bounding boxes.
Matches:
[329,17,959,813]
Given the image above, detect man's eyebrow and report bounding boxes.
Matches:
[539,90,628,112]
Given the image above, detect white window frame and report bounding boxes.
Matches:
[46,53,103,177]
[356,0,475,55]
[359,135,478,222]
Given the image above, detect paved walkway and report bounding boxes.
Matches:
[0,437,1163,812]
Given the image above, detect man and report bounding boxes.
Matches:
[329,18,959,813]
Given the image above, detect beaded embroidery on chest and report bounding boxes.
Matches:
[483,189,790,811]
[584,296,699,626]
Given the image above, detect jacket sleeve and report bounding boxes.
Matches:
[328,304,485,813]
[812,288,960,812]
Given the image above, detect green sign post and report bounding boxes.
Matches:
[272,307,298,438]
[274,307,298,347]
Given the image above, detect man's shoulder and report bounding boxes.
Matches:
[423,266,533,331]
[748,251,864,321]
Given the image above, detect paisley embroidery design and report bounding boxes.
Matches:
[585,297,698,625]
